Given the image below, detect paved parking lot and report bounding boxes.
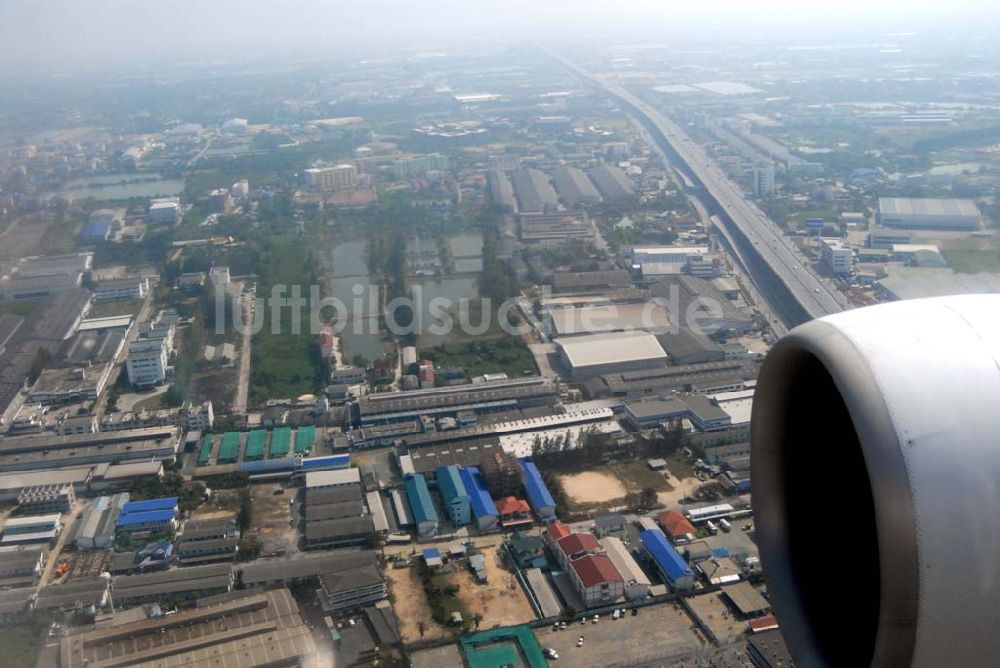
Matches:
[534,602,706,666]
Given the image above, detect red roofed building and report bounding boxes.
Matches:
[494,496,532,528]
[554,532,600,570]
[749,615,780,634]
[570,554,624,607]
[658,510,696,540]
[543,521,571,549]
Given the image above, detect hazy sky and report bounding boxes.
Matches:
[1,0,996,75]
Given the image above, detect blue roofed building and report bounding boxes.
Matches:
[115,509,177,535]
[80,220,112,244]
[435,465,471,526]
[518,458,556,521]
[404,474,439,539]
[120,497,179,516]
[640,529,694,591]
[460,466,498,532]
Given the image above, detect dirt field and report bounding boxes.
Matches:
[560,471,626,503]
[249,483,298,556]
[445,547,535,630]
[386,566,450,643]
[686,592,745,643]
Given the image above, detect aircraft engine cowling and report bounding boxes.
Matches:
[751,294,1000,667]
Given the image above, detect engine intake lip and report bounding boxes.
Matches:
[751,318,919,668]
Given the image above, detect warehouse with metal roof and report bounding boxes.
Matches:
[460,466,498,531]
[519,458,556,521]
[878,197,981,230]
[405,473,439,538]
[556,330,668,380]
[640,528,694,590]
[436,465,471,526]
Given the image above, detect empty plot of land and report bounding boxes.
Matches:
[386,566,449,643]
[686,592,746,643]
[250,483,297,556]
[446,548,535,629]
[536,602,704,667]
[560,471,627,504]
[408,643,463,668]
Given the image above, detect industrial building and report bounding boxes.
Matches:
[551,270,633,293]
[587,164,634,199]
[17,482,76,514]
[1,513,61,545]
[640,528,695,591]
[460,466,498,531]
[351,377,557,426]
[599,536,652,601]
[115,496,177,536]
[73,493,128,549]
[511,167,558,213]
[543,302,669,338]
[404,473,439,539]
[305,467,362,492]
[435,465,471,526]
[518,212,596,245]
[111,563,233,608]
[92,277,149,302]
[318,559,387,612]
[551,165,602,208]
[878,197,981,230]
[125,337,168,386]
[519,458,556,521]
[821,237,854,274]
[58,588,316,668]
[650,275,756,334]
[304,516,375,549]
[556,330,668,380]
[584,359,759,400]
[0,549,44,589]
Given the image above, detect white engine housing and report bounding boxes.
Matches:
[751,295,1000,667]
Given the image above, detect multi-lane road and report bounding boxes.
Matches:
[555,55,846,326]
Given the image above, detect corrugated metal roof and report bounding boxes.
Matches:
[459,466,497,518]
[120,497,177,515]
[115,509,175,527]
[640,529,692,582]
[435,465,468,505]
[518,458,555,516]
[404,474,438,525]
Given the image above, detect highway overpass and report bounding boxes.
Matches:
[555,55,845,326]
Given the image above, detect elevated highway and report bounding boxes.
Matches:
[556,55,845,326]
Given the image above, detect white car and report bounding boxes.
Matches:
[544,648,559,660]
[577,636,585,647]
[592,614,600,624]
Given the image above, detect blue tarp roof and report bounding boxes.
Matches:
[116,509,176,527]
[712,547,730,558]
[518,458,556,517]
[423,548,441,559]
[405,474,439,525]
[640,529,693,583]
[460,466,498,518]
[120,497,178,515]
[436,465,469,504]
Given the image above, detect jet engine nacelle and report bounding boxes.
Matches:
[751,295,1000,667]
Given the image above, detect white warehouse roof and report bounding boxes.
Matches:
[305,468,361,489]
[878,197,979,218]
[556,330,667,369]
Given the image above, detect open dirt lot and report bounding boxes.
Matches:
[408,643,464,668]
[445,547,535,630]
[686,592,746,643]
[0,214,56,258]
[250,483,298,556]
[560,471,626,503]
[536,602,705,666]
[386,566,450,643]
